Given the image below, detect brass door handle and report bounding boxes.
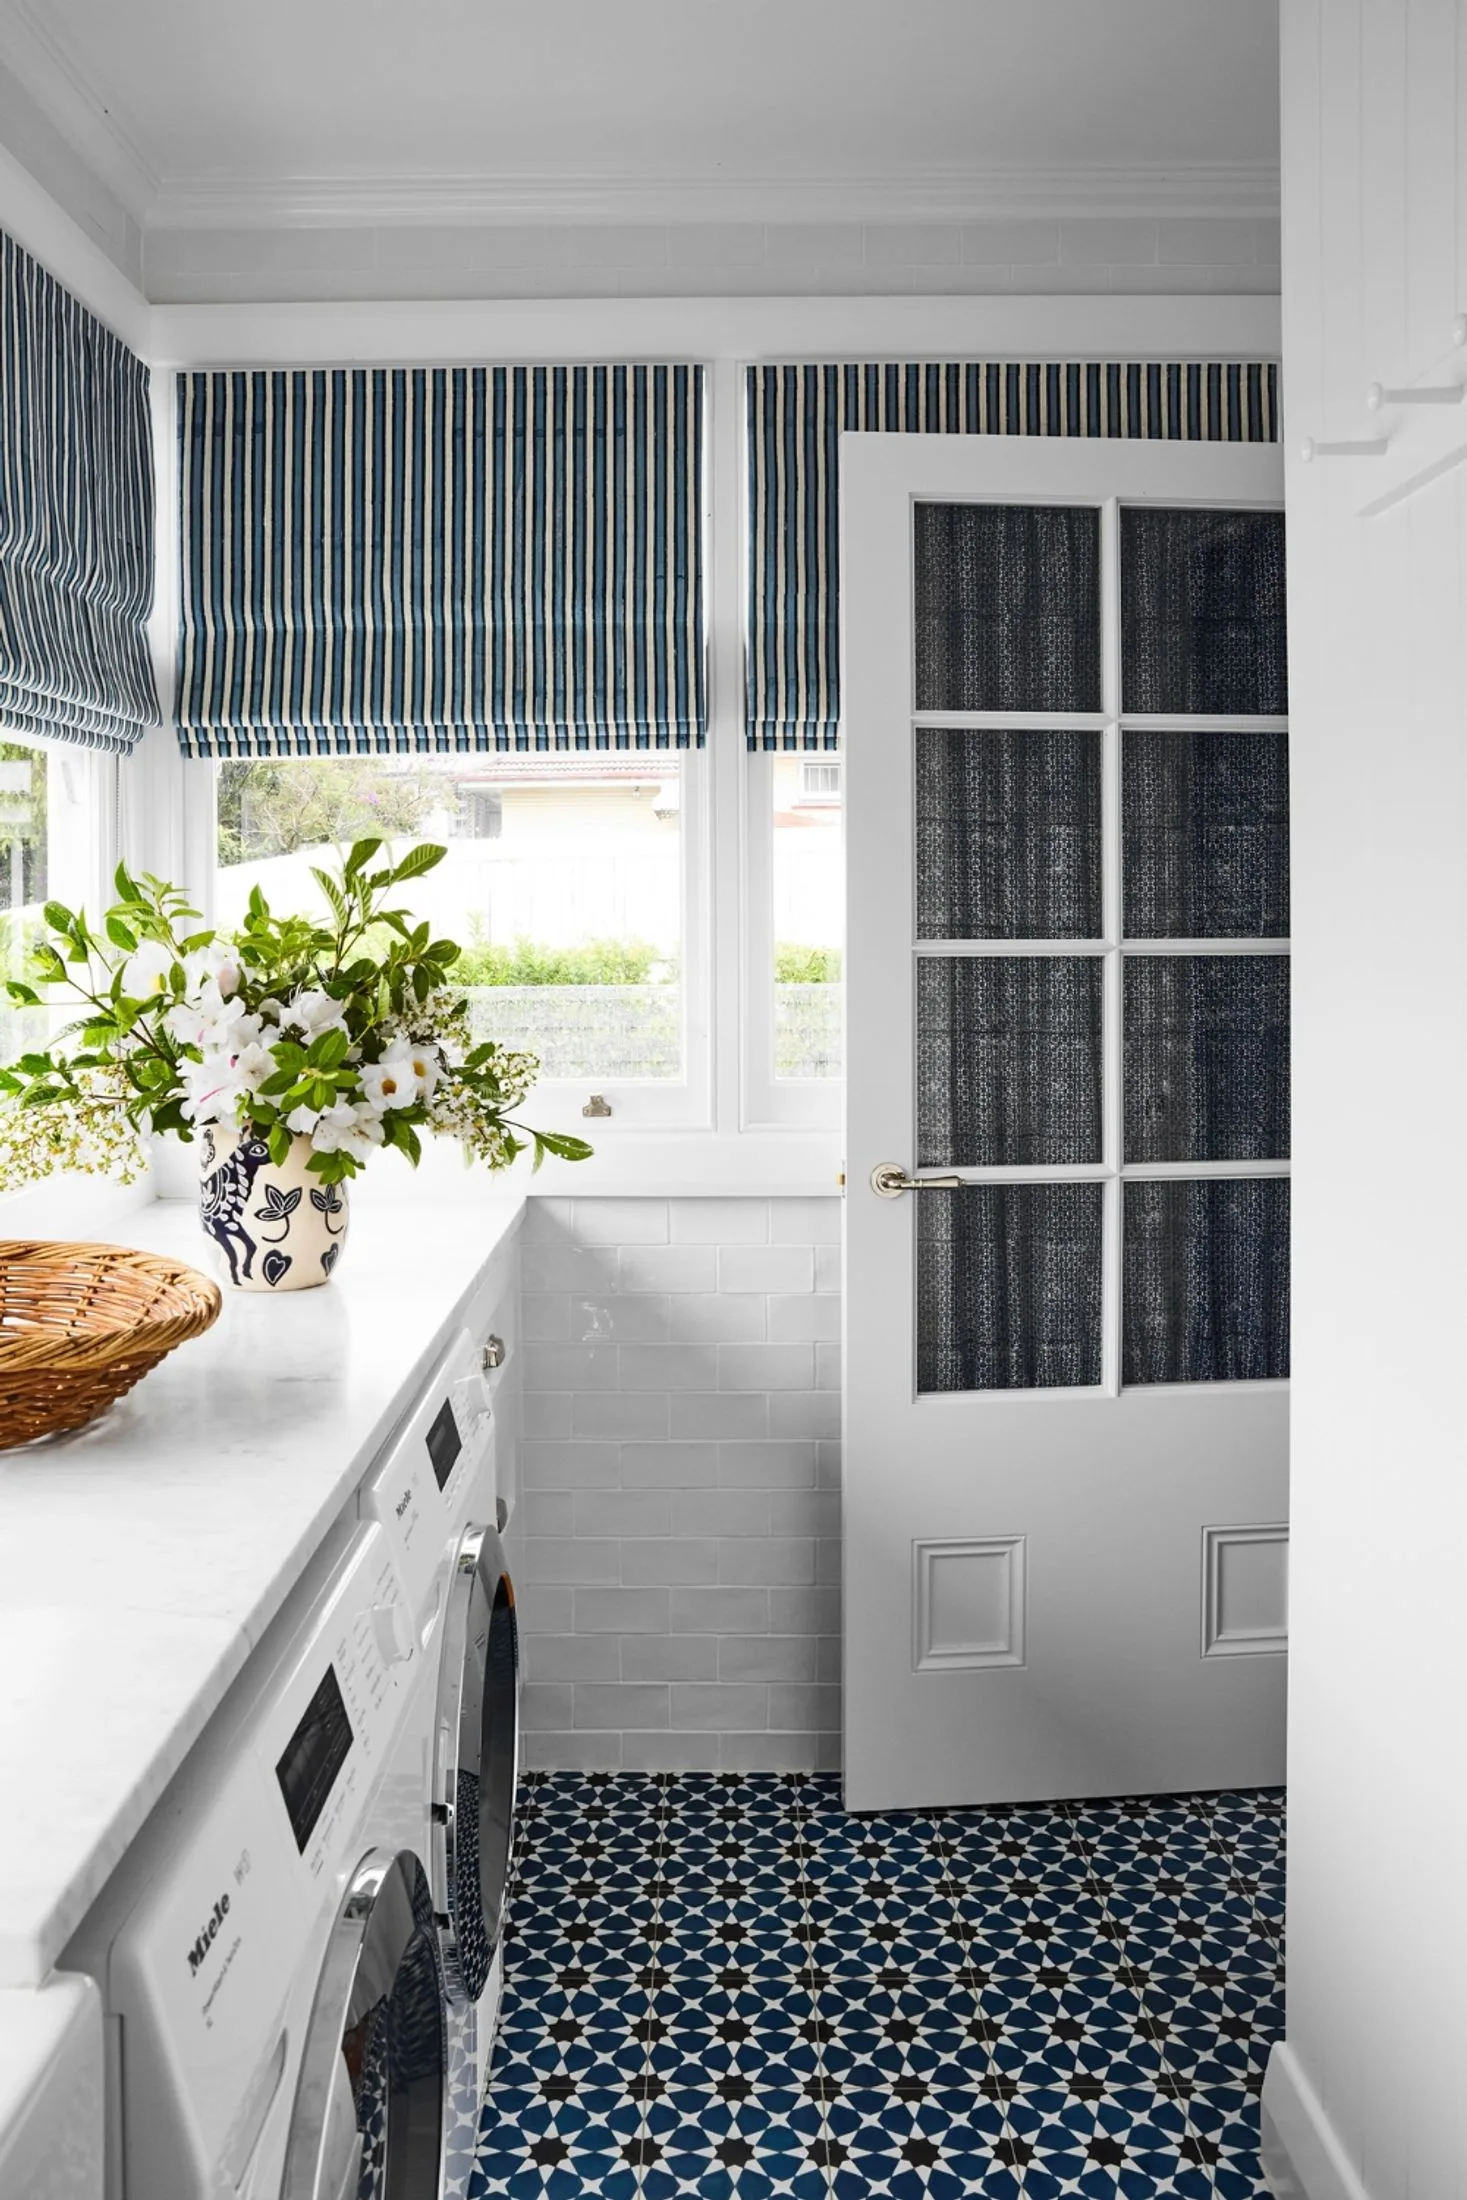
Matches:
[869,1164,965,1198]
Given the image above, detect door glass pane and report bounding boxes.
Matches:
[918,1183,1103,1392]
[918,957,1102,1166]
[916,729,1102,939]
[1124,956,1290,1162]
[1122,729,1289,938]
[1124,1178,1290,1384]
[914,503,1102,713]
[1121,508,1287,716]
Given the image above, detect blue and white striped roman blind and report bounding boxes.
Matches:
[746,359,1280,750]
[176,364,705,757]
[0,229,158,753]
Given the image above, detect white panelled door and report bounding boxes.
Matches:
[840,433,1289,1812]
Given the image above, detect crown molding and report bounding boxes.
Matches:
[0,0,160,215]
[147,160,1279,234]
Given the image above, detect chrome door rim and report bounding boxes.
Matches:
[282,1847,445,2200]
[434,1522,520,2008]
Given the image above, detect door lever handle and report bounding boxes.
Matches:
[870,1163,964,1198]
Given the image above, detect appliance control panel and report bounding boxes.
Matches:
[359,1327,494,1619]
[111,1523,414,2186]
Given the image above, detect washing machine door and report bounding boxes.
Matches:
[435,1524,520,2007]
[283,1849,445,2200]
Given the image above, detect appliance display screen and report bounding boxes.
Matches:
[275,1666,353,1853]
[426,1396,462,1491]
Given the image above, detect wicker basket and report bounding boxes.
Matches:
[0,1240,222,1447]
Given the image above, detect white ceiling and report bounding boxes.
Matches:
[0,0,1279,226]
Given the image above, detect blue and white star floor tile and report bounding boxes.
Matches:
[475,1774,1283,2197]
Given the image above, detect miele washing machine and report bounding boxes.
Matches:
[357,1327,521,2190]
[66,1519,444,2198]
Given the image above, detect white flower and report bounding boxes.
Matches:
[165,981,261,1055]
[309,1100,385,1159]
[360,1052,423,1112]
[280,988,349,1041]
[181,941,240,999]
[285,1102,323,1136]
[122,940,177,1000]
[403,1044,441,1098]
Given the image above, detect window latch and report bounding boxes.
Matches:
[583,1093,613,1118]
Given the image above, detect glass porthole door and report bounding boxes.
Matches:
[841,431,1289,1811]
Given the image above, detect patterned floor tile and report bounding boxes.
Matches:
[1002,2082,1196,2195]
[823,2083,1014,2200]
[480,1777,1284,2198]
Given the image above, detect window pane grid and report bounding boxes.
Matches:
[910,494,1288,1396]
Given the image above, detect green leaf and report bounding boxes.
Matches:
[113,862,142,904]
[534,1131,596,1163]
[344,837,384,877]
[42,899,76,936]
[268,1122,293,1167]
[391,843,447,883]
[310,867,350,922]
[104,915,138,952]
[3,980,40,1007]
[394,1119,422,1167]
[248,884,266,922]
[306,1026,351,1069]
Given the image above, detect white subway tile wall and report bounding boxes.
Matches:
[510,1197,843,1773]
[142,215,1282,304]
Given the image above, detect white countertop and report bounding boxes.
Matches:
[0,1187,524,1988]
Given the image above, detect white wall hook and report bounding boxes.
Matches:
[1300,436,1388,461]
[1366,380,1465,411]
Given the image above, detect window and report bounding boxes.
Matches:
[744,754,843,1126]
[798,759,842,803]
[0,735,115,1067]
[213,752,708,1121]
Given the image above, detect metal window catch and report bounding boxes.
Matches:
[1367,380,1465,410]
[583,1093,613,1118]
[481,1334,506,1371]
[870,1163,964,1198]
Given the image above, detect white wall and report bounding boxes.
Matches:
[1265,7,1467,2196]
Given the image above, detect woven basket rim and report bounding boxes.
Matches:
[0,1239,222,1373]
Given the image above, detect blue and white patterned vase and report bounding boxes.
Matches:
[197,1127,350,1292]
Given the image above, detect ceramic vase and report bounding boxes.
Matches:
[197,1126,349,1292]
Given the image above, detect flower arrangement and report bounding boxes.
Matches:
[0,838,593,1195]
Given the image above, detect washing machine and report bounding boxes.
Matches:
[356,1327,521,2191]
[65,1520,446,2198]
[0,1973,104,2199]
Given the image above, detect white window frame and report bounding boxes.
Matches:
[742,750,844,1131]
[0,728,118,923]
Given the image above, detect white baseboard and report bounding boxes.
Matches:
[1261,2044,1374,2200]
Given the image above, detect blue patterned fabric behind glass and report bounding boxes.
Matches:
[1124,1179,1290,1384]
[916,729,1102,939]
[918,1184,1103,1392]
[1122,729,1289,938]
[1121,508,1287,716]
[918,957,1102,1167]
[1124,957,1290,1163]
[914,504,1101,713]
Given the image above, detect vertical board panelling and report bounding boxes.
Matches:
[515,1196,843,1771]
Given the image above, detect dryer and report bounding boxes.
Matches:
[66,1523,445,2199]
[357,1328,521,2191]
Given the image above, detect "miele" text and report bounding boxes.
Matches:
[186,1893,231,1975]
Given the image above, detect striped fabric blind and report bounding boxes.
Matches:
[746,359,1280,751]
[0,229,158,753]
[176,364,705,757]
